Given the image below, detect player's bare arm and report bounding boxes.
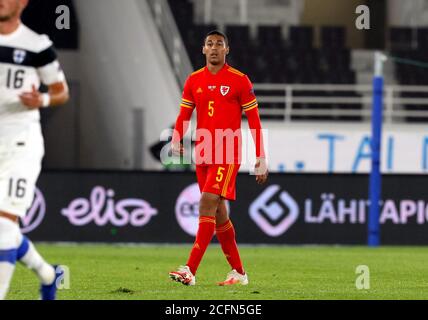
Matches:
[19,81,69,109]
[255,157,268,185]
[171,88,194,156]
[171,141,184,156]
[244,95,267,185]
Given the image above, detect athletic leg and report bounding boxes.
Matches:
[215,200,245,276]
[0,216,20,300]
[185,192,220,275]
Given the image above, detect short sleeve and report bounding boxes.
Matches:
[179,76,195,109]
[240,75,258,111]
[36,45,66,85]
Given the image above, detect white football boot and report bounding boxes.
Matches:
[218,269,248,286]
[169,265,196,286]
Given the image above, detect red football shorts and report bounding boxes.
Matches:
[196,164,241,201]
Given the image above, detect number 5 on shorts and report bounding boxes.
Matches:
[216,167,225,182]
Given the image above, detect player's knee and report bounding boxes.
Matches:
[16,236,30,261]
[199,193,221,215]
[0,249,17,266]
[215,214,229,226]
[199,202,216,215]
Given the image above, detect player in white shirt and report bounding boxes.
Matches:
[0,0,69,300]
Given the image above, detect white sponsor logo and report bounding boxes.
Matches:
[249,185,299,237]
[251,184,428,237]
[305,194,428,225]
[61,186,158,227]
[21,188,46,234]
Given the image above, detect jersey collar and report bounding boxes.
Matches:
[205,63,229,76]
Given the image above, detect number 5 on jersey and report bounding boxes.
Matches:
[208,101,214,117]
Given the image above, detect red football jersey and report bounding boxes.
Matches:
[179,64,259,165]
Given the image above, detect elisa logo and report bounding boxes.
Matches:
[61,186,158,227]
[249,185,299,236]
[21,188,46,234]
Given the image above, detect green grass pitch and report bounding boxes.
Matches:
[7,244,428,300]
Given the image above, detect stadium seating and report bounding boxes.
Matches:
[289,26,314,49]
[226,25,251,47]
[389,27,428,122]
[167,0,361,121]
[416,27,428,50]
[320,26,346,49]
[168,1,355,84]
[389,27,414,51]
[167,0,194,35]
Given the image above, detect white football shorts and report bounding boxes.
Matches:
[0,122,44,217]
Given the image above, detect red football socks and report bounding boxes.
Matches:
[186,215,216,275]
[216,219,244,275]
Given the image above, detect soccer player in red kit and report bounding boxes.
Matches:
[169,30,268,286]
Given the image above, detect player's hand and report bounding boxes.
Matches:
[255,157,268,185]
[19,85,43,109]
[171,141,184,156]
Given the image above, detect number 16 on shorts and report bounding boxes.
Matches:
[8,178,27,199]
